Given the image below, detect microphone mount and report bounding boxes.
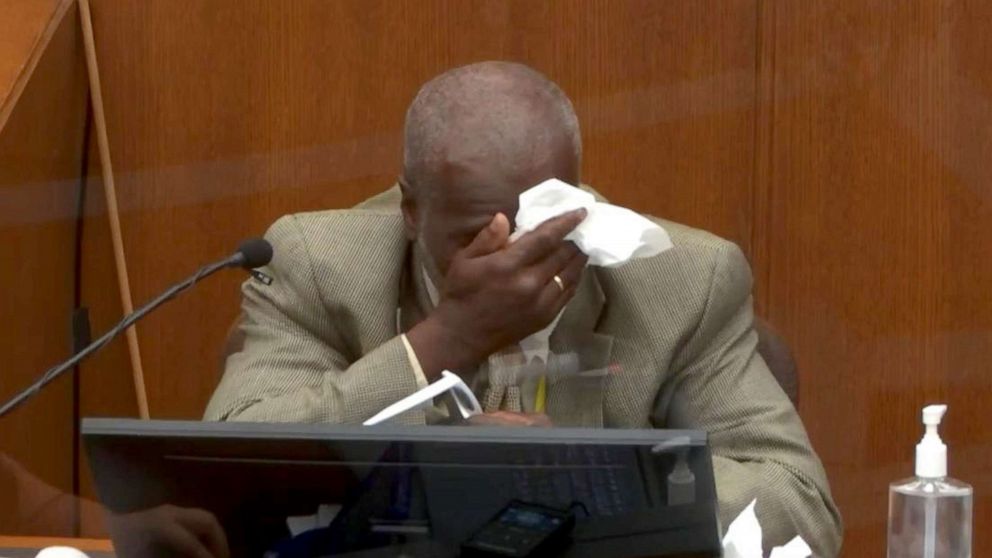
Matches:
[0,239,272,419]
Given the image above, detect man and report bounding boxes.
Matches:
[1,452,230,557]
[206,61,842,555]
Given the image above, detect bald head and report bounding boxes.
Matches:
[402,61,581,190]
[399,62,582,276]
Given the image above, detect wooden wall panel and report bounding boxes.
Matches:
[76,134,138,538]
[757,1,992,555]
[75,0,992,553]
[83,0,758,420]
[0,0,64,126]
[0,0,88,536]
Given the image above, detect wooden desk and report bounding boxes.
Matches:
[0,536,113,557]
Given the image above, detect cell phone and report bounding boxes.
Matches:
[461,500,575,558]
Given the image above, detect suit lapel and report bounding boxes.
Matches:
[546,269,614,427]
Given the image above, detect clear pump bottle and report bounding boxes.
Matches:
[887,404,972,558]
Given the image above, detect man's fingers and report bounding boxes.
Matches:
[173,507,230,558]
[468,411,552,427]
[520,413,553,427]
[508,208,586,265]
[487,411,537,426]
[461,213,511,258]
[534,249,586,316]
[554,251,587,307]
[159,523,216,558]
[533,242,582,284]
[467,413,525,427]
[556,250,587,293]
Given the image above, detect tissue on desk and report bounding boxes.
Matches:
[511,179,673,268]
[722,500,763,558]
[286,504,343,536]
[770,537,813,558]
[35,548,91,558]
[722,499,812,558]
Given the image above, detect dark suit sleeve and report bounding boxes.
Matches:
[658,243,843,556]
[203,215,422,424]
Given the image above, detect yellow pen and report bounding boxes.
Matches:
[535,375,547,413]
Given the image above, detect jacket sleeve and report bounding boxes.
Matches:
[657,242,843,556]
[203,215,421,425]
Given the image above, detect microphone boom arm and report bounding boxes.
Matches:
[0,253,243,419]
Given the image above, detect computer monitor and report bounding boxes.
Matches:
[82,419,721,557]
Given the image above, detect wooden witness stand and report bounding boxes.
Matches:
[0,536,113,553]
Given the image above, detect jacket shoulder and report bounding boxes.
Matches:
[266,184,402,237]
[261,202,408,355]
[262,186,404,279]
[598,215,749,293]
[594,215,752,345]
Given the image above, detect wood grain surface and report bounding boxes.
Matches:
[0,0,88,536]
[0,0,67,127]
[81,0,758,422]
[756,1,992,555]
[0,1,987,554]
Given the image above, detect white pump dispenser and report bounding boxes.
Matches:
[888,404,972,558]
[915,404,947,478]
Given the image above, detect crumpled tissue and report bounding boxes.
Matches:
[722,499,813,558]
[511,178,673,267]
[35,547,91,558]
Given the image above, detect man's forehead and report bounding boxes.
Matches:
[430,164,524,215]
[431,131,575,189]
[433,151,562,208]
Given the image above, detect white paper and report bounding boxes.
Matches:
[364,371,481,425]
[286,504,343,537]
[722,499,763,558]
[318,504,342,527]
[770,536,813,558]
[512,179,673,268]
[721,499,812,558]
[285,514,319,536]
[35,549,91,558]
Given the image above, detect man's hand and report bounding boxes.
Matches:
[407,209,588,379]
[467,411,552,427]
[107,504,230,558]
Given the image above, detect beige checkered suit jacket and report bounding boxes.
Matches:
[205,186,842,556]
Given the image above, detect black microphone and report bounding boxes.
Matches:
[0,238,273,419]
[231,238,274,270]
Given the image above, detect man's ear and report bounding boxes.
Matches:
[399,178,418,241]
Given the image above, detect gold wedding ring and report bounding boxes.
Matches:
[553,274,566,293]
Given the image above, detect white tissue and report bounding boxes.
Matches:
[722,500,763,558]
[770,536,813,558]
[363,371,481,425]
[511,179,673,267]
[285,504,343,536]
[722,499,812,558]
[35,548,90,558]
[285,513,318,536]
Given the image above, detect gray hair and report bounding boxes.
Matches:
[403,61,581,187]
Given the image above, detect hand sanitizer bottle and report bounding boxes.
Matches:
[887,404,972,557]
